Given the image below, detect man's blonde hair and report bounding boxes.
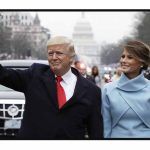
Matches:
[47,36,75,57]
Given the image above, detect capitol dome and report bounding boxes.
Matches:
[73,13,94,42]
[72,12,100,67]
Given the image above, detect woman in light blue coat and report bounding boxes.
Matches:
[102,40,150,138]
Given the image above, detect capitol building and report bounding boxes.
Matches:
[72,13,100,68]
[0,11,100,65]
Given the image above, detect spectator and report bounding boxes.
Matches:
[74,61,95,83]
[111,67,122,81]
[91,66,101,87]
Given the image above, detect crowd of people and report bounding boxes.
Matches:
[0,35,150,139]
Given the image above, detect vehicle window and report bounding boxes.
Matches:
[0,84,13,91]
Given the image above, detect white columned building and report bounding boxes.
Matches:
[72,13,100,68]
[0,12,50,58]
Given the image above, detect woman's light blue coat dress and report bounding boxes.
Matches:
[102,73,150,138]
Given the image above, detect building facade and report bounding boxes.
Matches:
[0,12,50,59]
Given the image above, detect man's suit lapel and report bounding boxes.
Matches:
[41,69,58,109]
[62,68,88,109]
[40,67,88,110]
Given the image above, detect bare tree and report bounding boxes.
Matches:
[100,43,122,65]
[11,32,34,59]
[134,11,150,45]
[0,23,12,59]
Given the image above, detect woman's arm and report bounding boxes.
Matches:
[102,86,112,138]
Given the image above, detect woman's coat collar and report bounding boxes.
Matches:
[116,73,148,91]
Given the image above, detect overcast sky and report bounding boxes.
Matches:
[30,11,140,44]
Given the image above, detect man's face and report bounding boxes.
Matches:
[75,63,87,76]
[47,44,72,76]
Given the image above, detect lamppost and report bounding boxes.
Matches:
[0,13,2,25]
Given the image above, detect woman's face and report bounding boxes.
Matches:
[120,48,143,79]
[93,67,98,73]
